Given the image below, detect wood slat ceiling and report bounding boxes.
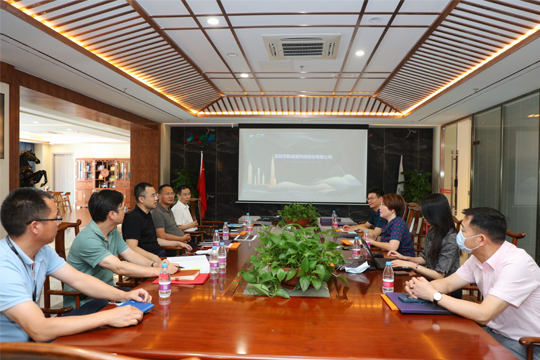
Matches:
[4,0,540,119]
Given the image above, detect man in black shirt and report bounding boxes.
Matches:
[122,182,187,263]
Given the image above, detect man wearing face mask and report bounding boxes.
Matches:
[405,207,540,360]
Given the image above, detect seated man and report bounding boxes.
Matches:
[0,188,150,343]
[405,207,540,360]
[152,184,193,251]
[122,182,189,262]
[171,185,198,232]
[65,190,179,308]
[343,187,387,237]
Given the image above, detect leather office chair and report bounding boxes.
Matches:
[519,337,540,360]
[0,342,202,360]
[462,228,526,303]
[42,220,83,317]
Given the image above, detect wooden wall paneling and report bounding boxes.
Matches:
[129,124,161,208]
[1,62,21,190]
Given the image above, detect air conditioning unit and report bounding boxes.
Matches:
[263,34,341,60]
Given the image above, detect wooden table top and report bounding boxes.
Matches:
[53,227,516,360]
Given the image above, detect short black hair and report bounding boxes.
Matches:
[175,185,190,194]
[367,187,384,198]
[134,182,153,203]
[1,188,53,237]
[158,184,173,194]
[462,207,507,244]
[88,190,124,223]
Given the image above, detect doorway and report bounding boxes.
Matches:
[54,153,74,193]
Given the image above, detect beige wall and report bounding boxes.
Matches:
[0,82,9,238]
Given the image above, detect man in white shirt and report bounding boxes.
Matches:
[171,185,198,232]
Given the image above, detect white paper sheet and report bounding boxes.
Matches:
[166,255,210,273]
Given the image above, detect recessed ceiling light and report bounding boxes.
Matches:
[369,16,382,23]
[207,18,219,25]
[227,53,238,57]
[33,121,39,124]
[355,50,365,56]
[240,73,249,78]
[528,114,539,117]
[67,129,72,131]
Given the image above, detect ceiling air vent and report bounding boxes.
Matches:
[263,34,340,60]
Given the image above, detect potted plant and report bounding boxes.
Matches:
[399,169,432,203]
[277,203,320,227]
[238,226,348,298]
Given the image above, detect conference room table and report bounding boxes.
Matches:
[53,222,516,360]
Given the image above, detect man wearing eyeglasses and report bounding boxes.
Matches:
[64,190,179,309]
[122,182,188,262]
[0,188,151,343]
[152,184,193,253]
[343,187,387,238]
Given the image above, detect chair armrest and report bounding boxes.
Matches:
[519,337,540,346]
[42,307,74,316]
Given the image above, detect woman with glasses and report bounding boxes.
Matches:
[388,193,462,298]
[367,193,415,257]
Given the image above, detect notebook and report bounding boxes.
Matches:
[171,269,200,281]
[386,292,454,315]
[119,300,154,313]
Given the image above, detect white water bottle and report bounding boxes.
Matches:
[210,246,219,274]
[382,261,394,294]
[352,236,361,260]
[332,211,338,229]
[245,213,250,227]
[247,217,253,235]
[361,245,370,261]
[213,230,220,248]
[364,230,370,248]
[218,242,227,269]
[159,263,171,298]
[222,222,229,240]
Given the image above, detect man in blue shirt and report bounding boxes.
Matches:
[343,187,387,237]
[0,188,151,343]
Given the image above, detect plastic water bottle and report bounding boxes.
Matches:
[210,246,219,274]
[332,211,338,229]
[245,213,250,227]
[218,242,227,269]
[364,230,370,248]
[382,261,394,294]
[159,263,171,298]
[352,236,361,260]
[222,222,229,240]
[213,230,220,248]
[361,245,370,261]
[247,218,253,235]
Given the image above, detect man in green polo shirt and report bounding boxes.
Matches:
[64,190,179,308]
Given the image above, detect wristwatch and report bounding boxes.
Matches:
[433,292,442,305]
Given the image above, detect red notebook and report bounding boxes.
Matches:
[152,272,209,285]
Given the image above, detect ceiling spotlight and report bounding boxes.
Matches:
[355,50,365,56]
[240,73,249,78]
[369,16,382,23]
[33,121,39,124]
[67,129,72,131]
[207,18,220,25]
[227,53,238,57]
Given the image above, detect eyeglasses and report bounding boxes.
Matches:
[26,215,63,225]
[116,206,129,213]
[146,194,158,199]
[367,197,379,201]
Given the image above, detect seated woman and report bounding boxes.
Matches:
[367,193,414,257]
[388,193,462,298]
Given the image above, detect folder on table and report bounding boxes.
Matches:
[385,292,454,315]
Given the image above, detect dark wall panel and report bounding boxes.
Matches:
[170,127,433,223]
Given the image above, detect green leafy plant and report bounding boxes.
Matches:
[277,203,320,227]
[171,167,198,200]
[399,169,432,203]
[238,226,348,298]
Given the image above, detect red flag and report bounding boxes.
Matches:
[197,152,207,221]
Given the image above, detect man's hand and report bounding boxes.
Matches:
[166,262,180,274]
[405,277,437,300]
[191,220,198,227]
[387,250,404,259]
[179,242,193,251]
[124,288,152,303]
[181,234,191,242]
[106,306,144,328]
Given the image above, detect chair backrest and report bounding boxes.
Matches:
[189,197,200,223]
[405,202,418,229]
[507,229,525,246]
[453,216,462,232]
[55,220,82,260]
[408,204,425,255]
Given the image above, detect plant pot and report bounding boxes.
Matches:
[285,217,310,228]
[280,268,314,289]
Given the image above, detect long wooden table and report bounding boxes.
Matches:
[53,225,516,360]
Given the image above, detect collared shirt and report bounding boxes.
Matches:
[64,220,128,308]
[380,216,414,257]
[152,203,185,237]
[418,227,460,276]
[0,236,65,342]
[367,209,387,229]
[456,241,540,341]
[171,201,197,231]
[122,205,162,255]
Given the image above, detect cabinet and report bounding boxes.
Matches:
[75,158,130,208]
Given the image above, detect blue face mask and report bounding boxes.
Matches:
[456,231,481,254]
